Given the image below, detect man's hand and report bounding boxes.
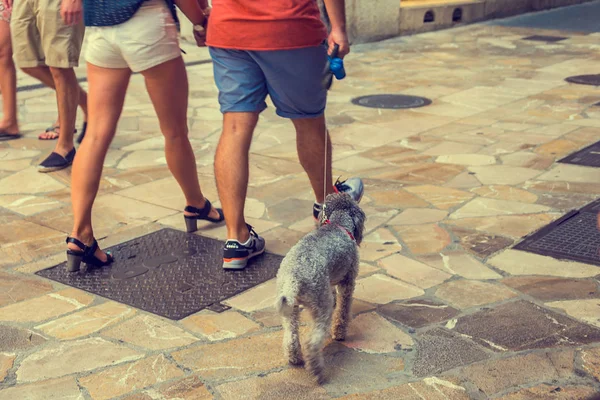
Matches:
[1,0,13,11]
[327,27,349,58]
[61,0,83,25]
[193,25,208,47]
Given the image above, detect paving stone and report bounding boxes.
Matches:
[0,167,65,195]
[434,280,517,309]
[0,194,63,216]
[412,328,490,376]
[538,164,600,183]
[447,213,559,238]
[0,377,84,400]
[35,302,134,340]
[367,189,430,208]
[343,312,413,353]
[459,351,575,396]
[449,227,513,258]
[500,152,554,170]
[470,185,538,203]
[468,165,542,185]
[379,253,452,289]
[497,384,599,399]
[444,170,484,189]
[0,325,46,352]
[418,252,502,280]
[546,299,600,328]
[102,314,199,351]
[388,208,448,225]
[449,198,550,219]
[424,142,482,156]
[405,185,474,210]
[436,154,496,166]
[502,276,600,301]
[321,342,405,396]
[16,337,144,382]
[360,228,403,262]
[0,220,65,267]
[488,250,600,278]
[0,271,53,307]
[393,224,452,255]
[354,274,424,305]
[267,198,315,224]
[337,377,469,399]
[453,301,600,352]
[535,139,581,157]
[378,300,459,329]
[181,310,260,341]
[525,180,600,195]
[0,353,15,382]
[373,163,464,185]
[216,369,330,400]
[150,375,213,400]
[535,192,595,210]
[224,279,277,313]
[261,227,306,255]
[171,331,286,380]
[79,354,184,400]
[0,288,94,323]
[581,347,600,381]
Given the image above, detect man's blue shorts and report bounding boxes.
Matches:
[208,45,329,119]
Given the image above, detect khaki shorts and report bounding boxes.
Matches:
[85,0,181,73]
[10,0,84,68]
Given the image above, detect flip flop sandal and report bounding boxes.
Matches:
[38,125,78,141]
[0,131,22,141]
[184,199,225,232]
[38,148,76,173]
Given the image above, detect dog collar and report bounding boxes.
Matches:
[323,219,356,243]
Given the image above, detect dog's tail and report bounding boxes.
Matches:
[275,282,297,318]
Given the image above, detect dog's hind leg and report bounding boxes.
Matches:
[306,290,334,384]
[332,270,356,341]
[282,305,303,365]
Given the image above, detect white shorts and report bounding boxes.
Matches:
[85,0,180,72]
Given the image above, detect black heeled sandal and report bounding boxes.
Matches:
[66,237,114,272]
[184,199,225,233]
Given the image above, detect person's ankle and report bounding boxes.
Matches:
[227,225,250,243]
[69,229,94,247]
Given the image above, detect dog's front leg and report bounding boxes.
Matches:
[332,273,356,341]
[282,305,303,365]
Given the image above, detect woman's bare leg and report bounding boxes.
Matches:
[67,64,131,260]
[141,56,219,219]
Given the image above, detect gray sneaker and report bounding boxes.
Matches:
[313,177,365,221]
[222,224,265,270]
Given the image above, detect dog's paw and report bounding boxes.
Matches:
[288,354,304,366]
[313,370,327,385]
[332,327,347,341]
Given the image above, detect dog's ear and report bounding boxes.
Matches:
[350,204,366,245]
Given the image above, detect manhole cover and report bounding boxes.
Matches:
[37,228,283,320]
[559,140,600,167]
[513,200,600,267]
[522,35,567,42]
[565,74,600,86]
[351,94,432,109]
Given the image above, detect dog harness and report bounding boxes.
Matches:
[323,219,356,243]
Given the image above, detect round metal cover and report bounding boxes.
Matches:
[351,94,432,109]
[565,74,600,86]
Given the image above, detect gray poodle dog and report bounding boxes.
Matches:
[275,193,366,384]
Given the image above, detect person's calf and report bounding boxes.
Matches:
[49,67,79,154]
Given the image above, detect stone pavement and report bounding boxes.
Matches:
[2,19,600,400]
